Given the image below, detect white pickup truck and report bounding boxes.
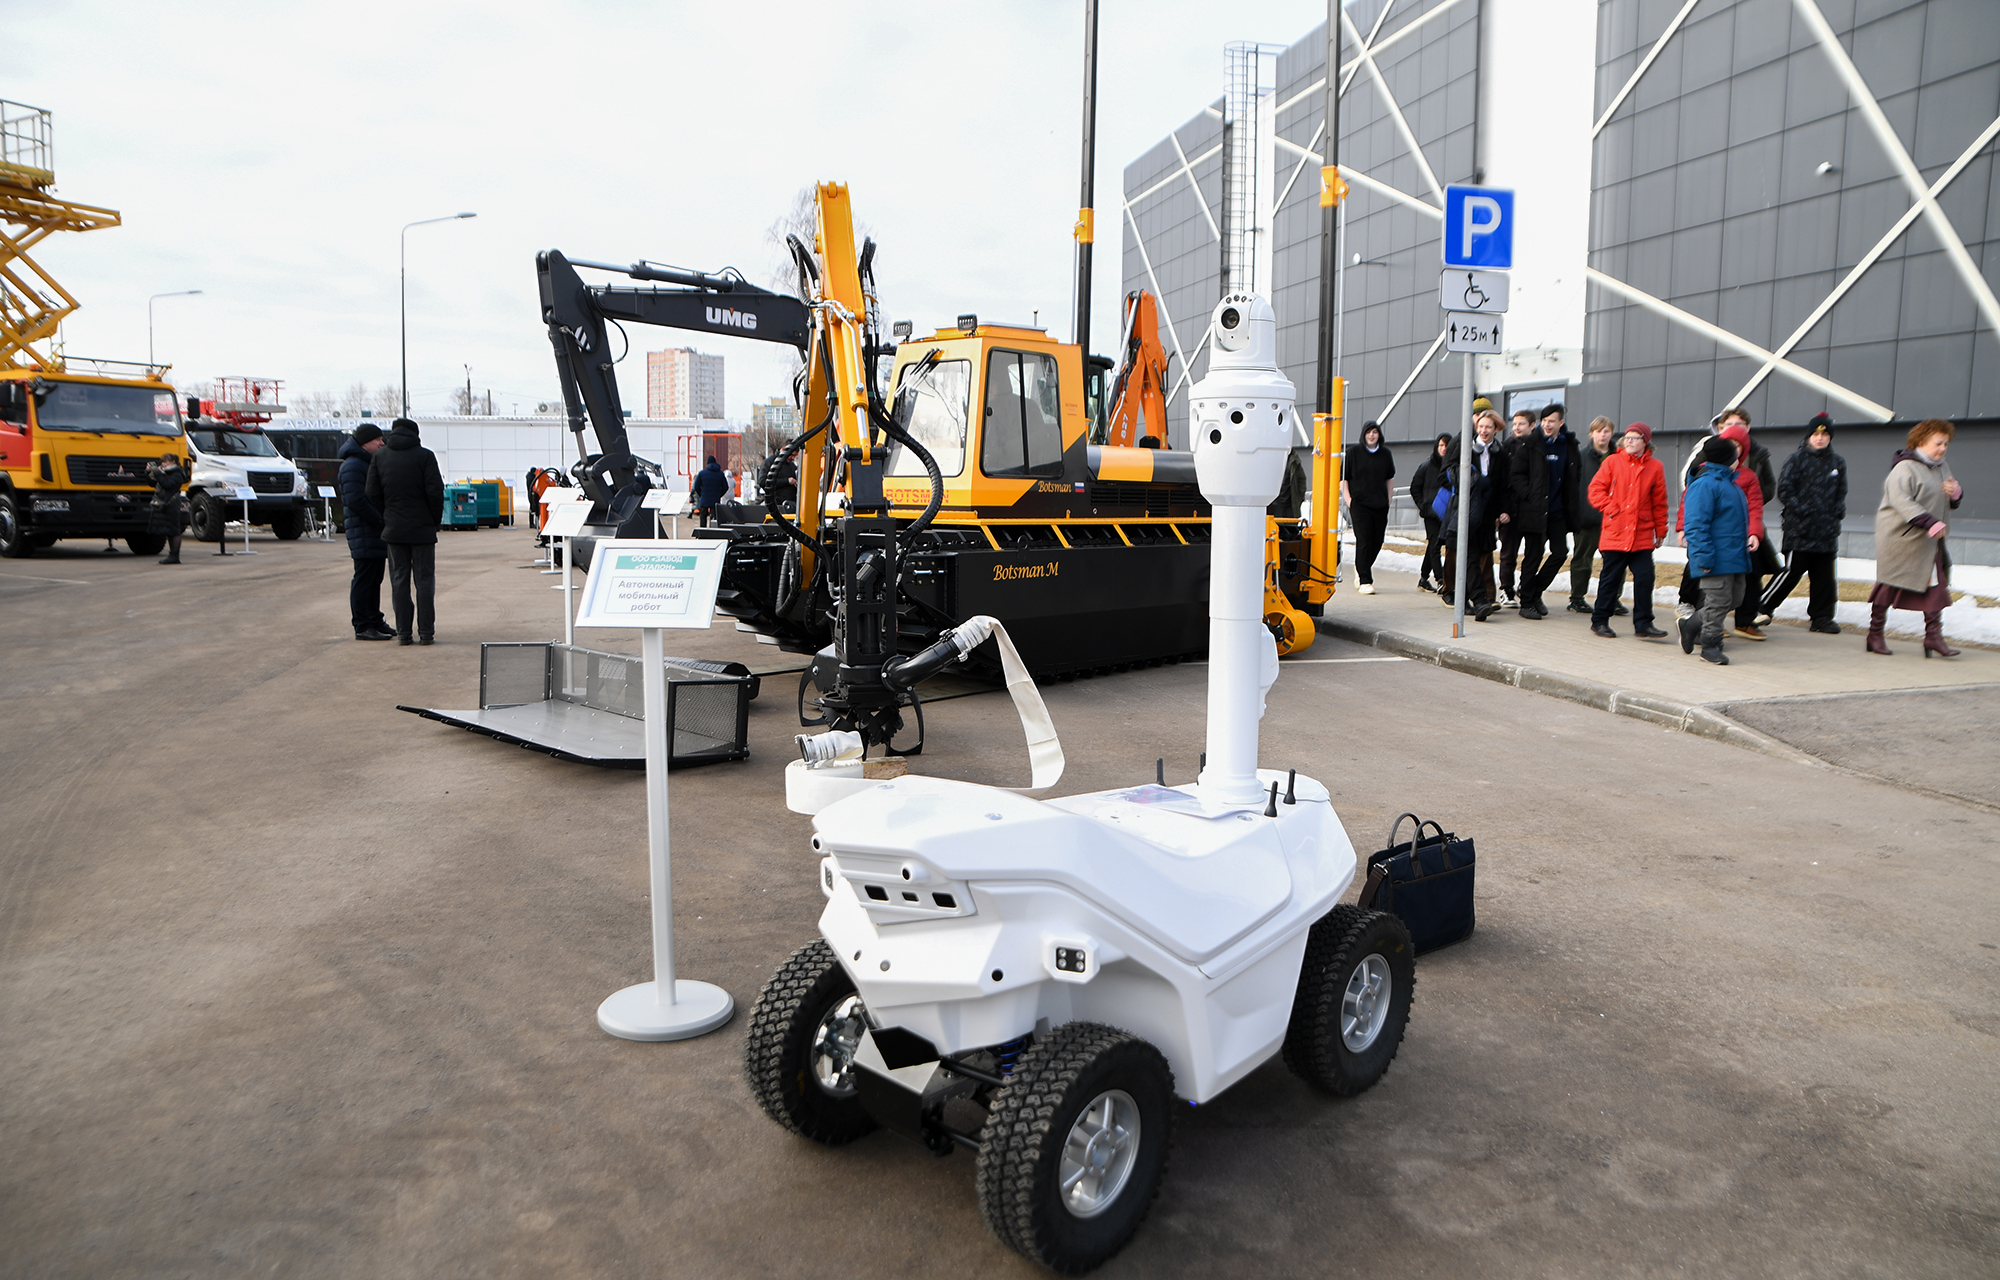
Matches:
[184,424,308,541]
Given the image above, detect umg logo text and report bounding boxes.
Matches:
[705,307,759,331]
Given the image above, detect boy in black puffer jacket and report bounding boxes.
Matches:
[1760,412,1848,633]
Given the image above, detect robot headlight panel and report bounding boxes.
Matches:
[1209,293,1276,367]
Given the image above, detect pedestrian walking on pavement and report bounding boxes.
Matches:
[1568,417,1616,612]
[1761,412,1847,634]
[1441,411,1505,622]
[365,418,444,646]
[1341,421,1395,593]
[1675,422,1766,625]
[1716,414,1777,638]
[1408,432,1454,592]
[143,452,189,565]
[1496,411,1533,606]
[338,424,394,640]
[1586,423,1669,640]
[1679,435,1755,665]
[1867,420,1962,659]
[693,455,729,528]
[1509,403,1581,618]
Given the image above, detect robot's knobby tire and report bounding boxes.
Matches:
[742,937,877,1145]
[975,1022,1174,1275]
[1282,906,1414,1096]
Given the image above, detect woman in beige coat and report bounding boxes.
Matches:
[1868,419,1962,657]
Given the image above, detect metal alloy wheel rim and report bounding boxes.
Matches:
[1059,1089,1142,1219]
[810,994,866,1097]
[1341,954,1392,1052]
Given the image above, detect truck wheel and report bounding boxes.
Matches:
[1281,906,1414,1097]
[125,534,166,556]
[268,509,306,540]
[0,493,31,558]
[976,1023,1173,1274]
[743,938,877,1145]
[190,494,226,542]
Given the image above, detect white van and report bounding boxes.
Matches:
[184,424,309,541]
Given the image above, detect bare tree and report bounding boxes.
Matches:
[341,381,370,418]
[371,384,402,419]
[288,388,339,418]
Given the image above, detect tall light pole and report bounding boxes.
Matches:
[401,212,476,417]
[148,290,202,365]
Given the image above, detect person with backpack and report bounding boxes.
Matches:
[1761,412,1847,634]
[1679,435,1755,665]
[1585,423,1669,640]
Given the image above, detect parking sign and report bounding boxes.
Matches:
[1443,185,1515,269]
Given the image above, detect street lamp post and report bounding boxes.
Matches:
[148,290,202,365]
[401,212,476,417]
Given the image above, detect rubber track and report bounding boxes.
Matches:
[974,1021,1172,1273]
[1280,905,1414,1094]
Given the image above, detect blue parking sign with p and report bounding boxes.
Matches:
[1443,185,1514,269]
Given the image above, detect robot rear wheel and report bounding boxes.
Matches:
[743,938,877,1145]
[1282,906,1415,1096]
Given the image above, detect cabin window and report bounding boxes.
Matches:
[887,358,969,478]
[981,350,1062,478]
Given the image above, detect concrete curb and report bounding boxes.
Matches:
[1316,616,1827,767]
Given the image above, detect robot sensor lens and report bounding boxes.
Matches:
[865,884,888,901]
[933,893,957,909]
[991,969,1004,982]
[1209,429,1222,444]
[1230,411,1244,424]
[1221,307,1240,329]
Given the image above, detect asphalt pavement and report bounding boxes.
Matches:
[2,529,1995,1278]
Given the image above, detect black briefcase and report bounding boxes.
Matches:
[1357,812,1475,955]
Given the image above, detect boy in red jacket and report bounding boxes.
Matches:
[1586,423,1670,639]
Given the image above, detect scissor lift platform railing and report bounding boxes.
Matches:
[399,642,753,769]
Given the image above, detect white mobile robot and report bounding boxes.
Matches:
[745,294,1415,1274]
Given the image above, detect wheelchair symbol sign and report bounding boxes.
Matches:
[1439,268,1510,314]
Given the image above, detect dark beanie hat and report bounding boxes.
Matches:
[352,423,383,445]
[391,417,419,438]
[1702,435,1738,465]
[1807,411,1834,435]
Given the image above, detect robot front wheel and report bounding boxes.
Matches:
[743,938,879,1145]
[1282,905,1416,1096]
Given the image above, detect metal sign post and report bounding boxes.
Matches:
[539,499,591,647]
[1441,184,1513,637]
[575,540,733,1042]
[315,485,337,540]
[221,485,257,555]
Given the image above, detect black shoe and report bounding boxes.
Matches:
[1679,616,1698,654]
[1612,602,1630,616]
[1439,594,1454,608]
[1519,603,1541,619]
[398,634,414,646]
[1418,577,1437,593]
[1634,623,1668,639]
[1701,644,1729,665]
[417,635,435,646]
[1809,619,1842,635]
[1590,622,1617,638]
[1567,600,1592,614]
[1531,600,1550,618]
[156,555,180,565]
[355,629,393,641]
[1474,601,1501,622]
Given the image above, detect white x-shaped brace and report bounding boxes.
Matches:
[1589,0,2000,420]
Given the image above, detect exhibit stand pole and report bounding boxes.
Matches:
[561,538,574,647]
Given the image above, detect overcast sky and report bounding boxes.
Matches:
[15,0,1335,421]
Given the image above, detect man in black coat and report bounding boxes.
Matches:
[1759,412,1848,634]
[338,424,393,640]
[692,456,730,527]
[1340,421,1395,593]
[365,418,445,645]
[1508,402,1582,618]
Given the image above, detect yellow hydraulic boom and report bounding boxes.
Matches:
[0,101,122,371]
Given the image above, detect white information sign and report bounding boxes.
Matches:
[540,500,592,539]
[642,488,688,512]
[316,485,337,498]
[1445,311,1505,354]
[1440,268,1510,314]
[231,486,257,502]
[575,540,725,630]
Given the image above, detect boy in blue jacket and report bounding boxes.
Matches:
[1679,435,1755,665]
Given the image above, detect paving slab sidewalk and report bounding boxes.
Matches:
[1313,557,2000,767]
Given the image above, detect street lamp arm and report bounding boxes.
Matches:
[401,212,478,416]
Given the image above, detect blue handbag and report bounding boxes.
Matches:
[1430,483,1452,521]
[1357,813,1475,955]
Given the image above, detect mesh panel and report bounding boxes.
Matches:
[480,644,551,708]
[555,646,645,720]
[669,682,743,758]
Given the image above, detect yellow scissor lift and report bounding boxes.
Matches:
[0,101,122,370]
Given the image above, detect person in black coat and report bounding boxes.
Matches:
[365,418,445,645]
[1567,416,1617,612]
[692,456,730,527]
[1495,410,1534,603]
[1440,411,1506,621]
[1508,403,1583,618]
[1340,421,1395,592]
[144,452,189,564]
[1759,412,1848,633]
[338,425,393,640]
[1406,433,1454,591]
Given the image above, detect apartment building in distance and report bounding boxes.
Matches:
[750,396,800,434]
[646,347,725,420]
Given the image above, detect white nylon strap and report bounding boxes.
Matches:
[960,615,1064,791]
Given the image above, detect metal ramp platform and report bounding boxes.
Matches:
[400,642,752,769]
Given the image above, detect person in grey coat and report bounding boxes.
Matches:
[1867,419,1962,658]
[365,418,444,645]
[338,424,393,640]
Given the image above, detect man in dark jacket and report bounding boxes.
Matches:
[1441,411,1505,621]
[338,425,393,640]
[1496,410,1533,604]
[1407,432,1454,591]
[692,456,730,527]
[1340,421,1395,593]
[1509,402,1582,618]
[365,418,445,645]
[1759,412,1848,634]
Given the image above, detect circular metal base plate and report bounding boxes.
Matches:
[596,980,734,1042]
